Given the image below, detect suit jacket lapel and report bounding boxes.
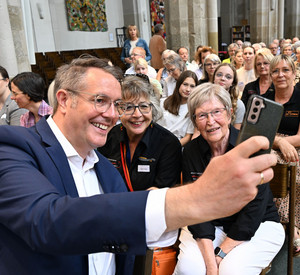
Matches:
[35,117,79,197]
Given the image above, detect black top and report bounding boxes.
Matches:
[263,87,300,135]
[183,126,279,241]
[241,77,275,107]
[98,122,182,191]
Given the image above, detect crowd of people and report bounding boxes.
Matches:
[0,23,300,274]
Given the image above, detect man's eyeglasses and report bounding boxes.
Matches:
[131,53,142,57]
[215,72,233,80]
[67,89,126,117]
[120,102,153,116]
[204,62,220,68]
[193,108,226,122]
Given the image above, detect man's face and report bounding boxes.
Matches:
[178,48,189,63]
[131,49,145,62]
[56,68,121,158]
[269,44,278,56]
[228,46,237,57]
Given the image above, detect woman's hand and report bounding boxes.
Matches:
[278,138,299,162]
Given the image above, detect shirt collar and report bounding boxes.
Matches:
[46,116,99,168]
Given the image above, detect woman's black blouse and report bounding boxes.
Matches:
[183,126,279,241]
[98,122,182,191]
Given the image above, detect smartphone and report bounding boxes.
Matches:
[236,95,284,156]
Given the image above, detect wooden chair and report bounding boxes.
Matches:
[269,162,297,275]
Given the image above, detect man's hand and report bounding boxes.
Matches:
[165,136,277,231]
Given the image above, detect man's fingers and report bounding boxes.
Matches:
[233,136,270,158]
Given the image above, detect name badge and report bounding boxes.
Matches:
[138,165,150,172]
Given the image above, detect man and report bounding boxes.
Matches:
[177,47,197,71]
[269,42,279,56]
[0,56,276,274]
[252,43,262,52]
[222,43,238,63]
[125,47,157,78]
[237,46,256,97]
[236,40,244,49]
[149,24,166,70]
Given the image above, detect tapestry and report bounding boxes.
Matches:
[150,0,165,38]
[66,0,108,32]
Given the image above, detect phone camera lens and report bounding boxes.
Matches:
[251,114,256,120]
[253,107,258,113]
[255,100,260,106]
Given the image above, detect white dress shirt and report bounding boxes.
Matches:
[47,116,177,274]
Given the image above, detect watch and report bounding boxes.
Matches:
[214,246,227,259]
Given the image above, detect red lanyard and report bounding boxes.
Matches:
[120,142,134,192]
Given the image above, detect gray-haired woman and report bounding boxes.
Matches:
[98,75,182,191]
[173,82,284,275]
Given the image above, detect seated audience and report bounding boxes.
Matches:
[157,70,198,146]
[121,24,151,68]
[10,72,52,127]
[199,54,221,84]
[237,46,256,97]
[241,48,274,106]
[195,46,216,80]
[125,47,157,79]
[222,43,238,64]
[232,48,244,70]
[173,83,285,275]
[0,66,27,125]
[213,63,245,129]
[262,54,300,256]
[98,75,181,191]
[133,58,162,99]
[162,53,186,97]
[177,47,198,71]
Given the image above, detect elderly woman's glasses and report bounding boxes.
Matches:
[194,108,226,121]
[120,102,153,116]
[67,89,126,117]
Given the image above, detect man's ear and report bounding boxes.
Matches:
[56,90,70,114]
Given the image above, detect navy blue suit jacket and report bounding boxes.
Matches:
[0,117,149,274]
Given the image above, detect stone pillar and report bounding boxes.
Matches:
[207,0,218,52]
[187,0,208,59]
[284,0,300,38]
[278,0,284,39]
[249,0,278,45]
[8,0,31,74]
[164,0,189,52]
[0,0,19,76]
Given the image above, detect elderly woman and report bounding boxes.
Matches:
[10,72,52,128]
[0,66,27,125]
[199,54,221,84]
[241,48,275,106]
[98,75,182,191]
[157,70,198,146]
[262,54,300,256]
[173,83,284,275]
[213,63,245,129]
[120,24,151,68]
[133,58,162,99]
[162,53,186,97]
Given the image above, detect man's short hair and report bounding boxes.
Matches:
[154,24,163,34]
[53,55,123,114]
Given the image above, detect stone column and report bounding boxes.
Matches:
[249,0,278,45]
[0,0,19,76]
[207,0,218,52]
[284,0,300,38]
[278,0,284,39]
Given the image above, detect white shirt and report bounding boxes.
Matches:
[237,67,257,98]
[125,65,157,79]
[157,99,194,140]
[46,116,177,274]
[186,61,198,72]
[162,76,176,98]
